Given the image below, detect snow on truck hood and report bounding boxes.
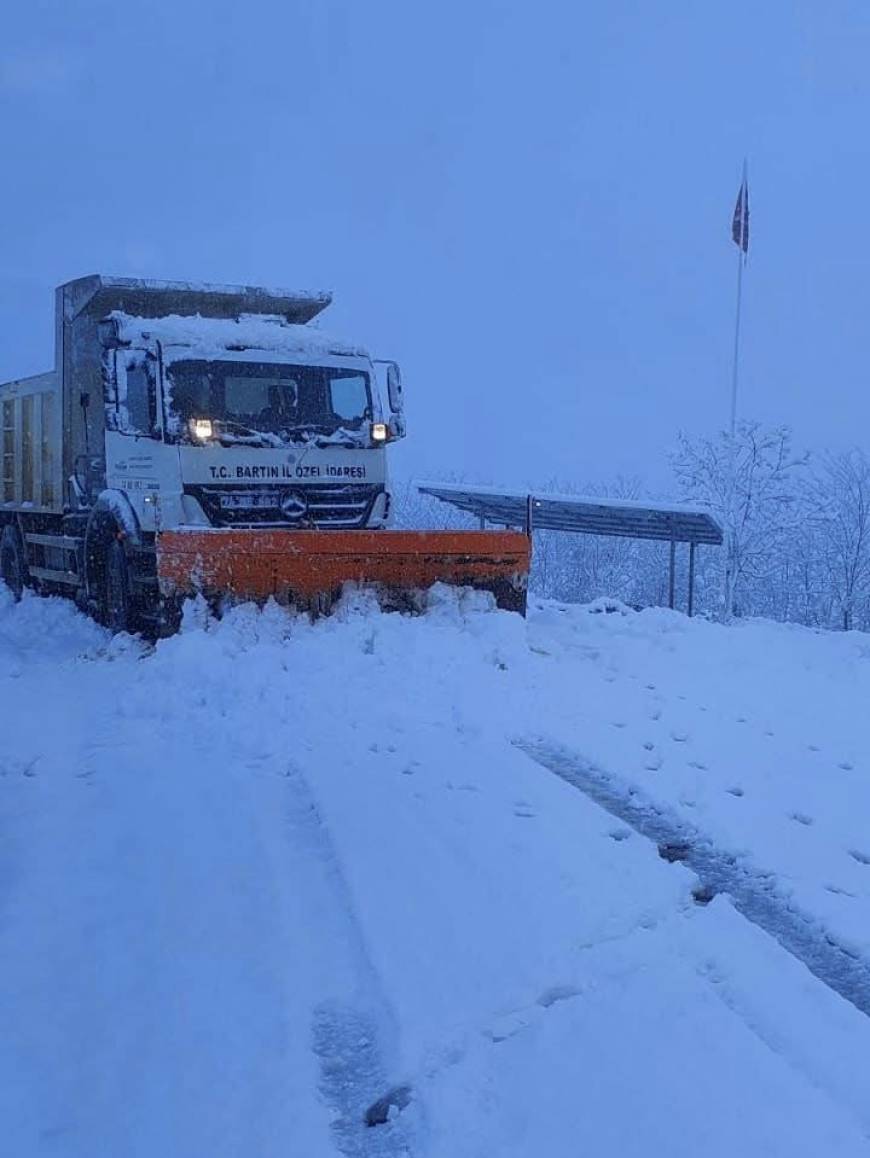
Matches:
[109,311,370,362]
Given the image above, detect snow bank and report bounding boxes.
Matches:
[2,589,870,1155]
[521,601,870,959]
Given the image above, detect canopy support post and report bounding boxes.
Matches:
[688,541,696,617]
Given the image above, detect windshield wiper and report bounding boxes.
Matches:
[311,428,363,448]
[212,420,281,448]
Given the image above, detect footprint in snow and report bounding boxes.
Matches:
[487,987,582,1048]
[848,849,870,866]
[692,884,717,906]
[514,807,536,819]
[790,812,814,826]
[644,755,663,772]
[1,757,40,778]
[537,984,582,1008]
[688,760,708,771]
[649,709,662,721]
[726,786,745,797]
[608,828,631,842]
[839,761,855,771]
[487,1010,539,1043]
[365,1085,412,1127]
[670,731,689,743]
[825,883,857,897]
[808,744,821,752]
[659,841,692,863]
[642,741,655,751]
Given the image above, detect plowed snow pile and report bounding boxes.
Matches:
[2,586,870,1156]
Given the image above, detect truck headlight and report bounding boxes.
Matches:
[191,418,214,442]
[371,422,389,443]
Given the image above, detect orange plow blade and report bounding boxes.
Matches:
[156,529,531,614]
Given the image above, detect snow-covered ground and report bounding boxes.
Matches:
[2,586,870,1156]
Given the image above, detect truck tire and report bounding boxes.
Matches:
[0,524,27,601]
[104,539,133,634]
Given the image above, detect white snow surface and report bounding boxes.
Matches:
[2,586,870,1156]
[111,310,369,361]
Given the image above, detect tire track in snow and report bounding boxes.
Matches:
[282,762,415,1156]
[516,737,870,1019]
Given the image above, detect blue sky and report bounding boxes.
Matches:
[2,1,868,488]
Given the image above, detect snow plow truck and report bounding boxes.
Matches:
[0,276,529,633]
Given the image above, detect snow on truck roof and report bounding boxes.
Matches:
[60,274,332,327]
[110,311,370,361]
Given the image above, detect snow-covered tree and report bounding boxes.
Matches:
[670,422,808,620]
[391,439,870,633]
[805,450,870,631]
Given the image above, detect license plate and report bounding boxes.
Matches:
[219,491,279,510]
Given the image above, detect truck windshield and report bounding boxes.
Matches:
[165,359,372,444]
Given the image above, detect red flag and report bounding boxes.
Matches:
[732,177,749,253]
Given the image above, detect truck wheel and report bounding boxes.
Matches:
[0,525,27,601]
[488,576,528,616]
[104,539,133,634]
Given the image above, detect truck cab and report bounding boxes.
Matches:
[101,307,404,535]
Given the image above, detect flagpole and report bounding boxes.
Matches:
[729,158,748,437]
[725,246,742,617]
[730,245,744,437]
[724,161,748,621]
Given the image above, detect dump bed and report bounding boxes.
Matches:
[0,371,61,512]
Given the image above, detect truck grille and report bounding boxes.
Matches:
[187,484,382,529]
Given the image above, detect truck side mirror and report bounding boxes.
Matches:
[386,362,403,415]
[373,358,406,439]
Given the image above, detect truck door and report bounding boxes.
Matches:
[104,350,167,530]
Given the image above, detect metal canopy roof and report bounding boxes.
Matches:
[417,483,723,546]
